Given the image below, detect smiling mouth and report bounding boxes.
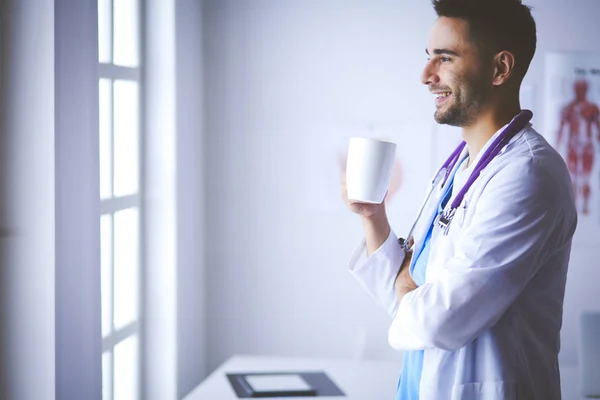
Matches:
[433,91,452,106]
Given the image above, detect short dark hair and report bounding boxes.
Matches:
[432,0,537,83]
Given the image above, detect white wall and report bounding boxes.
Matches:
[202,0,600,373]
[1,1,103,398]
[175,0,208,397]
[0,1,56,398]
[54,0,103,398]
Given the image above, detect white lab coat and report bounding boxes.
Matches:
[349,124,577,400]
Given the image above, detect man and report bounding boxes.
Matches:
[556,78,600,215]
[342,1,577,399]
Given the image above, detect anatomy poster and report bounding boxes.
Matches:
[544,53,600,236]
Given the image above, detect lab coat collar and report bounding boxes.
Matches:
[466,122,532,169]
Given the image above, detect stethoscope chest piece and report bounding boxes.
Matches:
[435,207,456,235]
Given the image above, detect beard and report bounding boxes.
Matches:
[434,78,489,127]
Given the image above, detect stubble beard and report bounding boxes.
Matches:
[434,93,480,127]
[434,79,488,127]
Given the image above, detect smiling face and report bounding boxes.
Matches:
[422,17,493,126]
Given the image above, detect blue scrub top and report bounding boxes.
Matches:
[395,177,455,400]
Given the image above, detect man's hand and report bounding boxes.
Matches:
[339,155,391,255]
[395,251,418,302]
[340,160,387,219]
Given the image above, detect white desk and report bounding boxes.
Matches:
[184,355,401,400]
[185,355,589,399]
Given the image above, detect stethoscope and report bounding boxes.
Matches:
[399,110,533,252]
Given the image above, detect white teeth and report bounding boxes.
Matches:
[435,92,451,99]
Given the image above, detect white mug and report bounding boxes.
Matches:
[346,137,397,204]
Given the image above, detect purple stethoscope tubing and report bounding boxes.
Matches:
[399,110,533,251]
[445,109,533,211]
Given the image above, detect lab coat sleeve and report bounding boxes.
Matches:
[348,229,406,317]
[388,160,565,351]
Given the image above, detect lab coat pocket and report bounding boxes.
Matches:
[451,380,518,400]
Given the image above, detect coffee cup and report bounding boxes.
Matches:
[345,137,397,204]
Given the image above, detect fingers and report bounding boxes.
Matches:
[341,184,360,209]
[341,182,348,203]
[341,181,361,212]
[340,153,373,215]
[341,182,354,207]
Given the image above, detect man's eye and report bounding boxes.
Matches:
[440,57,452,63]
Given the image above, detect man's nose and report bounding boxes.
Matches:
[421,61,439,86]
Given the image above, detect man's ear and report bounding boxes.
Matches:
[492,51,516,86]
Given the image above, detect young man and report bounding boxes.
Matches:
[342,1,577,399]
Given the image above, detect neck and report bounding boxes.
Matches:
[462,99,521,164]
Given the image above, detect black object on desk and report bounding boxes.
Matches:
[226,371,345,398]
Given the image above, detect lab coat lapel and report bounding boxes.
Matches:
[411,145,469,266]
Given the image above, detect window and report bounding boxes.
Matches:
[98,0,142,399]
